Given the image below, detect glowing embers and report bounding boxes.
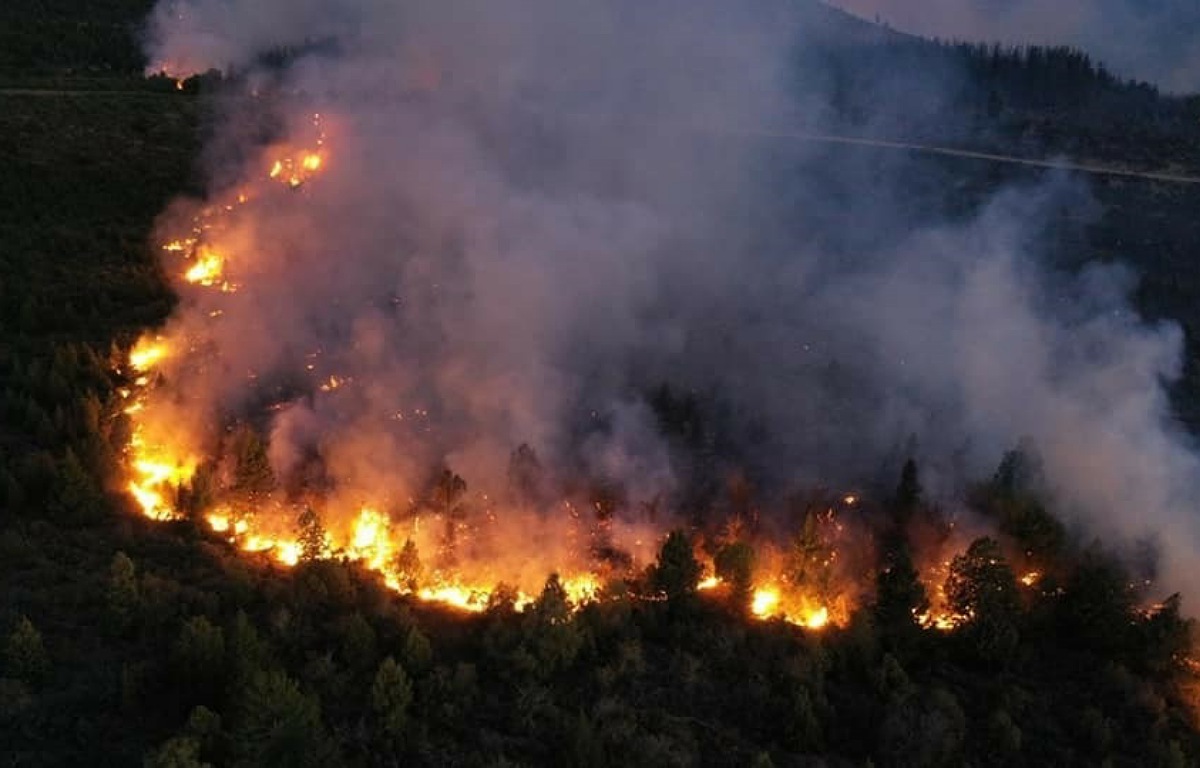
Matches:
[267,113,328,188]
[269,151,326,188]
[916,609,959,632]
[319,375,349,393]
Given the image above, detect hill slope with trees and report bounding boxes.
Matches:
[1,2,1199,766]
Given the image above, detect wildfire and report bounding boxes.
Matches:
[750,586,834,630]
[349,507,393,570]
[276,542,302,567]
[563,574,601,604]
[917,609,959,631]
[115,106,869,631]
[417,585,492,612]
[127,482,173,521]
[752,587,780,617]
[122,333,204,521]
[241,533,305,567]
[267,147,326,188]
[128,337,168,373]
[804,606,830,630]
[184,245,225,286]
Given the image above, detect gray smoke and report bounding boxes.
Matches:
[830,0,1200,92]
[143,0,1200,605]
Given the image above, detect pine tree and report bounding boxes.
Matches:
[652,530,703,603]
[393,538,422,592]
[233,671,335,768]
[107,551,140,630]
[230,426,274,497]
[296,507,327,562]
[3,616,49,684]
[874,535,929,654]
[370,657,413,743]
[714,540,756,611]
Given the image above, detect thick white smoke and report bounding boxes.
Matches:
[143,0,1200,605]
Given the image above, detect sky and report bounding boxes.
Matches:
[830,0,1200,92]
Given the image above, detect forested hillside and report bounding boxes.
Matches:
[1,2,1199,766]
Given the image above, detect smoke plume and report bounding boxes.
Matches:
[140,0,1200,607]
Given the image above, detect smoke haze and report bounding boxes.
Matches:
[830,0,1200,92]
[141,0,1200,605]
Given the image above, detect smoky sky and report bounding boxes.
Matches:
[830,0,1200,92]
[143,0,1200,606]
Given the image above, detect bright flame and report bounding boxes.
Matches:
[418,585,490,613]
[752,588,780,617]
[802,606,829,630]
[185,246,225,286]
[276,542,301,567]
[917,610,959,631]
[563,574,600,604]
[349,507,393,570]
[127,482,176,521]
[124,412,198,521]
[129,337,167,372]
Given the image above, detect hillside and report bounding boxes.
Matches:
[1,2,1199,767]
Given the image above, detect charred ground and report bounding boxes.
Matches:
[2,2,1200,766]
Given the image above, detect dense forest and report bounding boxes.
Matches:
[2,2,1199,766]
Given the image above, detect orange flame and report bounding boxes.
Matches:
[184,245,225,286]
[129,336,168,373]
